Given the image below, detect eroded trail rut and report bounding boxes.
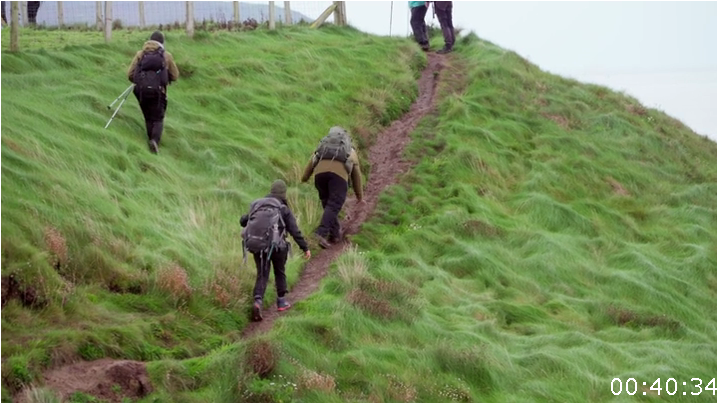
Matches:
[18,54,447,403]
[242,53,446,338]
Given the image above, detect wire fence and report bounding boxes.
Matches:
[1,1,343,50]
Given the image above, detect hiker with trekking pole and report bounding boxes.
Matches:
[240,180,312,322]
[301,126,364,249]
[126,31,179,154]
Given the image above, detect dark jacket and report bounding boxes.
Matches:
[240,194,309,252]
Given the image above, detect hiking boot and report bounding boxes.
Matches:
[315,234,331,249]
[148,139,159,154]
[277,297,291,312]
[436,46,453,54]
[421,44,430,52]
[251,299,263,322]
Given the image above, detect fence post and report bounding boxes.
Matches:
[104,1,112,42]
[95,1,102,30]
[283,1,291,25]
[19,1,26,25]
[233,1,239,24]
[333,1,346,26]
[138,1,145,28]
[10,1,19,51]
[268,1,275,30]
[185,1,194,38]
[57,1,64,27]
[310,3,336,29]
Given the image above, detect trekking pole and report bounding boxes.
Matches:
[104,85,133,129]
[107,84,134,110]
[389,1,394,36]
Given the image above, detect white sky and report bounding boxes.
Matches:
[341,1,718,140]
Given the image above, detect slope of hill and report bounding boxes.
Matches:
[2,26,716,403]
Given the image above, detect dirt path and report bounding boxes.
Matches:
[242,53,446,338]
[17,53,447,403]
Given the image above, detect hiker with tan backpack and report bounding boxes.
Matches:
[301,126,364,249]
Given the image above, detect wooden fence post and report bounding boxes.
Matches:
[104,1,112,42]
[333,1,346,26]
[10,1,19,51]
[283,1,291,25]
[57,1,64,27]
[268,1,275,30]
[139,1,145,28]
[233,1,239,24]
[185,1,194,38]
[19,1,27,25]
[310,2,337,29]
[96,1,102,30]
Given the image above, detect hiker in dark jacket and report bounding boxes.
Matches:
[433,1,455,54]
[127,31,180,154]
[409,1,430,51]
[240,180,311,321]
[301,126,364,249]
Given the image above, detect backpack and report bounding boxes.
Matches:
[241,197,287,256]
[133,47,168,100]
[314,127,353,173]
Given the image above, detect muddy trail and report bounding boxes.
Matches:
[242,53,447,337]
[15,53,447,403]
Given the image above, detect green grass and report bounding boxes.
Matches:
[2,27,716,403]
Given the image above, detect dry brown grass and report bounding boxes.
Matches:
[44,226,67,270]
[156,264,192,305]
[245,339,278,378]
[298,369,336,394]
[202,269,244,309]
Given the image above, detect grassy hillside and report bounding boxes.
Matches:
[3,26,716,403]
[1,26,424,400]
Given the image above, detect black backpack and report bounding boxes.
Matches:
[133,48,168,100]
[241,197,287,256]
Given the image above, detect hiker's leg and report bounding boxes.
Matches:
[435,2,453,50]
[26,1,40,24]
[149,96,167,146]
[314,172,332,237]
[1,2,7,24]
[314,172,330,209]
[137,94,153,141]
[445,3,455,48]
[410,6,429,46]
[325,173,348,241]
[271,248,289,298]
[251,252,270,301]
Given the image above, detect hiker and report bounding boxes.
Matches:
[127,31,179,154]
[240,180,311,322]
[409,1,430,51]
[1,2,6,26]
[301,126,364,249]
[433,1,455,54]
[26,1,40,25]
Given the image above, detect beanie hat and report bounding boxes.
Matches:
[270,180,287,199]
[150,31,165,44]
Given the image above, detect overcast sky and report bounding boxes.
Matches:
[337,1,717,140]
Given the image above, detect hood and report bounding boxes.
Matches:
[142,40,165,52]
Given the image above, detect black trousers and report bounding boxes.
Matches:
[27,1,40,24]
[134,91,167,145]
[434,1,455,49]
[252,247,289,301]
[410,5,429,46]
[314,172,348,240]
